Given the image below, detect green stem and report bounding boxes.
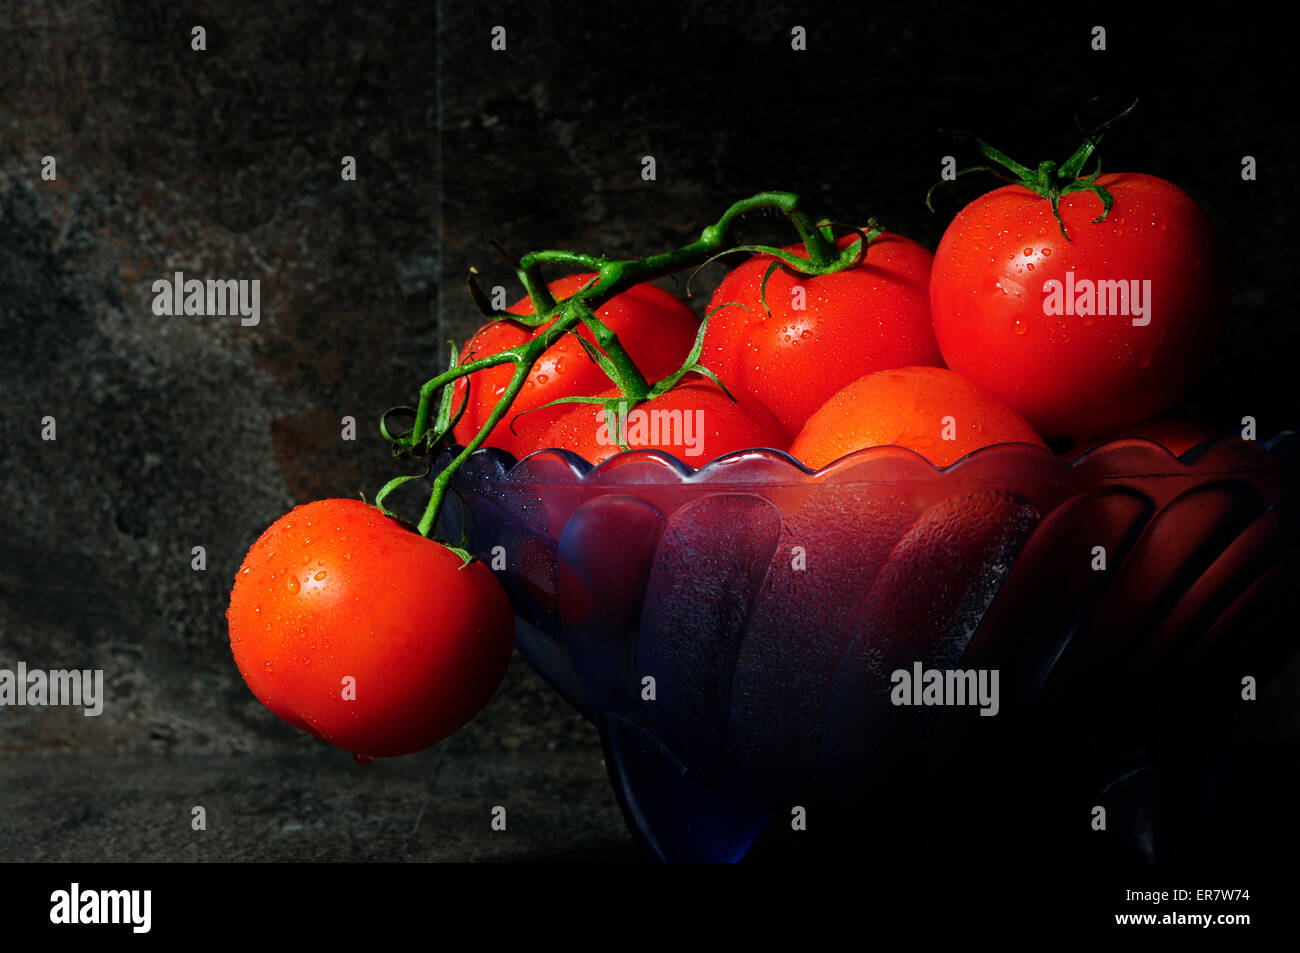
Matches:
[418,360,531,537]
[571,297,652,399]
[407,348,525,452]
[516,263,556,314]
[783,206,837,267]
[388,190,866,540]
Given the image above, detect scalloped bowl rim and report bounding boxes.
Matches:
[451,431,1295,488]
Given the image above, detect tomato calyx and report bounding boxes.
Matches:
[926,99,1138,240]
[524,298,736,451]
[683,218,878,306]
[751,220,886,320]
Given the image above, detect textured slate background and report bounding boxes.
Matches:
[0,1,1295,861]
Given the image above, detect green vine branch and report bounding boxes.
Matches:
[378,190,871,543]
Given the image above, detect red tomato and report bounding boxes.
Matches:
[789,365,1047,469]
[227,499,515,760]
[452,274,700,457]
[531,376,789,466]
[701,232,941,435]
[930,173,1223,438]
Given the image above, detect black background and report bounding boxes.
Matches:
[0,0,1296,870]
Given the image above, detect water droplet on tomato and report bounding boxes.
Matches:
[536,374,548,384]
[1041,248,1051,257]
[800,330,812,339]
[265,661,272,671]
[1023,247,1033,256]
[353,753,375,767]
[343,553,350,559]
[1013,320,1027,336]
[287,575,300,594]
[314,570,326,581]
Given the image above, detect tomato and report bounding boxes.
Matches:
[452,274,700,458]
[930,173,1223,438]
[1062,416,1217,461]
[700,232,941,435]
[789,365,1047,469]
[531,376,789,466]
[227,499,515,760]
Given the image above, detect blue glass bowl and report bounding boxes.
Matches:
[442,433,1300,862]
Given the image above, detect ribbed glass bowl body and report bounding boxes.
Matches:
[444,434,1300,861]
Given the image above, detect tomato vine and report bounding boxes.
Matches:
[376,190,870,539]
